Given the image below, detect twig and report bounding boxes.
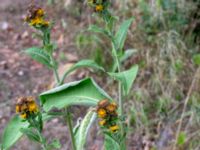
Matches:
[173,67,200,150]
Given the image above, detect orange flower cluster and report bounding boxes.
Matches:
[25,5,49,27]
[16,96,38,119]
[97,99,119,132]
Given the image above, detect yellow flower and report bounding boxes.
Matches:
[16,96,39,119]
[29,17,49,27]
[99,119,106,126]
[20,113,27,119]
[97,108,107,118]
[28,102,38,112]
[109,125,119,132]
[95,4,103,12]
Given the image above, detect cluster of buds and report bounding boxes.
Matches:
[25,5,49,28]
[16,96,39,119]
[87,0,109,12]
[96,99,119,132]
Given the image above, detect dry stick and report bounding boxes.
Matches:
[173,67,200,150]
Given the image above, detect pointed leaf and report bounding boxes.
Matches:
[60,59,105,85]
[76,110,96,150]
[24,47,52,68]
[108,65,138,95]
[115,18,134,50]
[1,115,29,150]
[40,78,112,111]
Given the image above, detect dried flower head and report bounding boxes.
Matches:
[16,96,38,119]
[25,5,49,28]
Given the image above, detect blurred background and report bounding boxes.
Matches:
[0,0,200,149]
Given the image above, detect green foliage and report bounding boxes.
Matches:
[24,47,52,68]
[104,135,120,150]
[1,115,29,150]
[115,18,134,51]
[108,65,138,95]
[20,128,41,143]
[75,110,96,150]
[60,59,105,85]
[40,78,112,111]
[88,25,110,37]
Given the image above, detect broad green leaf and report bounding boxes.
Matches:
[88,25,109,36]
[59,59,105,85]
[76,110,96,150]
[24,47,52,68]
[115,18,134,51]
[108,65,138,95]
[1,115,29,150]
[177,132,186,146]
[40,78,112,111]
[192,54,200,66]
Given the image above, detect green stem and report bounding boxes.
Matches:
[65,108,77,150]
[41,28,76,150]
[111,42,123,115]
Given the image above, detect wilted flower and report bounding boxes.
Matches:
[16,96,38,119]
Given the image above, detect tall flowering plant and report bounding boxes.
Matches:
[1,1,138,150]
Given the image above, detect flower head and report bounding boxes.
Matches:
[95,4,104,12]
[96,99,119,132]
[16,96,38,119]
[97,108,107,118]
[25,5,49,28]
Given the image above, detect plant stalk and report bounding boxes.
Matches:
[65,108,77,150]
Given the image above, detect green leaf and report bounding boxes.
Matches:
[1,115,29,150]
[88,25,109,37]
[108,65,138,95]
[76,110,96,150]
[60,59,105,85]
[120,49,137,63]
[115,18,134,50]
[24,47,52,68]
[104,135,120,150]
[177,132,186,146]
[40,78,112,111]
[20,128,41,143]
[192,54,200,66]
